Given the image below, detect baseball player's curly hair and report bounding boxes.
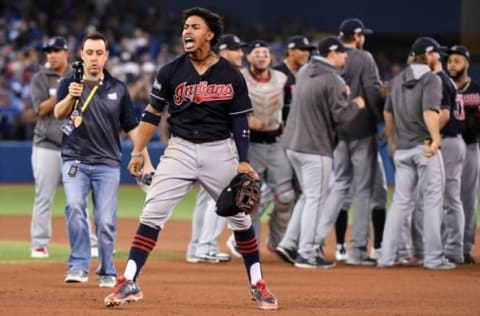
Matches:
[183,7,224,48]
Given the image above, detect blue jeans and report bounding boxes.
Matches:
[62,160,119,276]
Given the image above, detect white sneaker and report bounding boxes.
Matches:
[65,268,88,283]
[370,248,381,260]
[99,275,116,288]
[216,252,232,262]
[335,244,348,261]
[31,247,49,258]
[186,254,202,263]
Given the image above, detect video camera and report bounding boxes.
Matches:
[72,61,83,83]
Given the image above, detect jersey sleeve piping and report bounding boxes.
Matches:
[229,108,253,116]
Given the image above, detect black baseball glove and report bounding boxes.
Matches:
[216,173,261,217]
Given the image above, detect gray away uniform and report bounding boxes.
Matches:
[409,71,465,263]
[318,48,386,262]
[378,64,449,268]
[279,56,360,261]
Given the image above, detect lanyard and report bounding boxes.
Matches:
[73,84,99,113]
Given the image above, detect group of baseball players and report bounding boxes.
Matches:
[30,4,479,311]
[181,16,480,272]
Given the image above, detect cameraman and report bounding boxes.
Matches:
[54,32,153,287]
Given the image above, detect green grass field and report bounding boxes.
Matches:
[1,184,479,264]
[0,184,198,219]
[0,184,200,263]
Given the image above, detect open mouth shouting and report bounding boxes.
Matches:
[184,36,195,50]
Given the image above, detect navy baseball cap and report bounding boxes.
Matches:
[411,37,448,56]
[216,34,247,51]
[318,36,347,55]
[449,45,471,62]
[246,40,269,54]
[287,35,315,50]
[42,36,69,52]
[339,18,373,36]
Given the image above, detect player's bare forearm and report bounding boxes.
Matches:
[383,111,396,156]
[383,111,395,140]
[423,109,441,157]
[128,128,154,170]
[439,108,450,129]
[132,105,162,153]
[130,122,157,154]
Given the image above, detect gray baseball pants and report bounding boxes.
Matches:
[248,141,294,249]
[315,136,377,259]
[461,142,479,254]
[378,145,446,266]
[281,149,332,259]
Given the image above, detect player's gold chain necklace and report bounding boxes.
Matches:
[458,77,471,93]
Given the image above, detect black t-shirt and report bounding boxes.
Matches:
[439,71,464,137]
[150,54,252,143]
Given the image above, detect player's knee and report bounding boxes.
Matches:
[276,189,295,205]
[227,212,252,231]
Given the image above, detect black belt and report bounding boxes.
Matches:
[250,128,282,144]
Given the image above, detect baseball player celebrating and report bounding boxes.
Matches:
[186,34,248,263]
[104,7,278,310]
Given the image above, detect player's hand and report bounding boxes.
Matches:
[388,141,397,158]
[353,96,365,109]
[128,153,144,177]
[248,116,264,130]
[237,161,259,180]
[424,140,440,158]
[380,81,389,98]
[69,82,83,99]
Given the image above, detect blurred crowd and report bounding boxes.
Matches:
[0,0,402,141]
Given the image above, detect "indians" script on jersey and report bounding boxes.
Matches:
[174,81,234,105]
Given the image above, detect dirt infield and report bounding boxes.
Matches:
[1,216,479,316]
